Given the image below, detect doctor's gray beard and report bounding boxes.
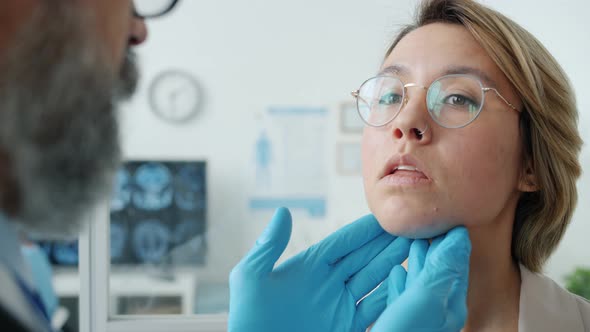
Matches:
[0,4,139,239]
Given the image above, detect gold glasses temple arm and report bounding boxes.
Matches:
[483,87,519,112]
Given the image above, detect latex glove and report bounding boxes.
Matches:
[372,227,471,332]
[228,207,411,332]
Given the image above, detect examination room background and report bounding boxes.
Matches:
[96,0,590,317]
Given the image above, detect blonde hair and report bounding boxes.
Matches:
[385,0,582,272]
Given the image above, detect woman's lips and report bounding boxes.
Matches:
[381,169,431,186]
[381,155,431,181]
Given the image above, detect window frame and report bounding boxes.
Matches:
[78,202,227,332]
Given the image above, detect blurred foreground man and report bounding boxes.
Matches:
[0,1,178,331]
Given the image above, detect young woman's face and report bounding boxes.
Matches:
[361,23,527,238]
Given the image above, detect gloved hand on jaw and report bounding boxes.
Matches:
[228,207,411,332]
[371,226,472,332]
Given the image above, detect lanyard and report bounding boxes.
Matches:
[11,270,53,332]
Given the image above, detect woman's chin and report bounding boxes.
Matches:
[376,216,456,239]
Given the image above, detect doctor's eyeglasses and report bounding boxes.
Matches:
[351,74,519,129]
[133,0,179,19]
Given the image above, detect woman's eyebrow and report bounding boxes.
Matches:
[443,66,499,89]
[378,64,408,76]
[378,64,499,89]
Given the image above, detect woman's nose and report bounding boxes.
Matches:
[390,88,432,142]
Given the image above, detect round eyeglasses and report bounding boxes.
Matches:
[351,74,519,129]
[133,0,179,19]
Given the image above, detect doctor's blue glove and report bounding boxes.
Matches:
[372,227,471,332]
[228,207,411,332]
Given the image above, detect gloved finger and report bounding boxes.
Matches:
[446,278,469,330]
[406,239,428,288]
[425,234,444,262]
[239,207,292,276]
[311,214,386,265]
[343,237,410,301]
[353,281,387,330]
[333,232,394,280]
[426,227,471,278]
[418,227,471,297]
[387,265,407,304]
[443,228,470,315]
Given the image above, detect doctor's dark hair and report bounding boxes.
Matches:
[384,0,582,272]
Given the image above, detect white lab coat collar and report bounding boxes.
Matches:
[518,264,590,332]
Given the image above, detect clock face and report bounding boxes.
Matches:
[148,70,203,124]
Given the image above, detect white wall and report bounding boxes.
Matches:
[121,0,590,285]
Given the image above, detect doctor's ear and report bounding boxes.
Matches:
[518,161,538,192]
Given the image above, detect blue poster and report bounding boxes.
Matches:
[249,107,328,218]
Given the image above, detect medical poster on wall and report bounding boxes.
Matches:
[248,107,328,218]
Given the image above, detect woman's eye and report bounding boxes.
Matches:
[444,94,478,111]
[379,92,402,105]
[447,95,468,105]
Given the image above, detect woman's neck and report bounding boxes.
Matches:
[463,219,521,332]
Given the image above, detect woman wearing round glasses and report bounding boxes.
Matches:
[229,0,589,330]
[354,0,589,330]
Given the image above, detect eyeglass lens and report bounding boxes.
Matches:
[357,75,485,128]
[134,0,178,18]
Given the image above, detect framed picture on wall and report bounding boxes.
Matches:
[336,142,362,175]
[339,101,365,134]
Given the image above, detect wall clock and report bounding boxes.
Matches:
[148,70,204,124]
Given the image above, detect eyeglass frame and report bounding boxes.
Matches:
[351,73,520,129]
[133,0,179,19]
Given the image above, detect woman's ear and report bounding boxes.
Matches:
[518,161,538,192]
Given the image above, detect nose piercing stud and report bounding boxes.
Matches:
[415,123,429,138]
